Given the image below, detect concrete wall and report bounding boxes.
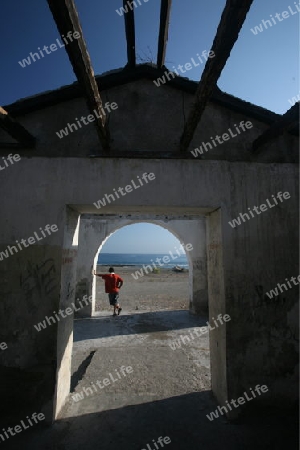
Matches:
[0,157,298,419]
[53,208,79,420]
[207,209,227,408]
[0,79,298,420]
[222,164,299,409]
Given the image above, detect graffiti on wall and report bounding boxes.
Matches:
[20,258,58,301]
[62,249,77,265]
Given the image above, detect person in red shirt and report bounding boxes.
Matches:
[93,267,123,316]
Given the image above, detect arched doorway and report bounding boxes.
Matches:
[92,222,192,314]
[74,215,208,318]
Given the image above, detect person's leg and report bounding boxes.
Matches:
[114,294,122,315]
[109,294,117,316]
[113,297,119,315]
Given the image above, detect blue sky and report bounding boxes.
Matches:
[101,223,185,253]
[1,0,299,253]
[1,0,299,112]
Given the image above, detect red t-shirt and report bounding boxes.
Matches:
[101,273,123,293]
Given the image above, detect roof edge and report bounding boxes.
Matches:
[3,64,297,133]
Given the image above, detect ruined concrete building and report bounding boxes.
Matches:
[0,0,298,448]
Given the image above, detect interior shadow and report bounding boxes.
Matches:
[73,310,209,342]
[6,391,298,450]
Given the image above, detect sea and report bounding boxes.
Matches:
[97,253,188,268]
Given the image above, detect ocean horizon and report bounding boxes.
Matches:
[97,252,189,268]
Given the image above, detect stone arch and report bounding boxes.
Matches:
[75,215,208,317]
[91,220,193,313]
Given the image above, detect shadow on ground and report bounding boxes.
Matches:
[4,391,298,450]
[73,310,208,342]
[70,351,96,392]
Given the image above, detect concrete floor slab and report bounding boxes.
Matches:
[4,311,298,450]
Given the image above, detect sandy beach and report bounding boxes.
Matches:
[95,265,189,312]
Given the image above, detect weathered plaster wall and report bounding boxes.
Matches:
[0,156,298,420]
[222,163,299,409]
[1,79,298,162]
[0,78,298,420]
[207,209,227,408]
[53,208,79,420]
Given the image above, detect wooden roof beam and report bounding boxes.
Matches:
[157,0,172,68]
[46,0,110,152]
[252,103,299,152]
[123,0,136,68]
[0,107,35,148]
[180,0,254,152]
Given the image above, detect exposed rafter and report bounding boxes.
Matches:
[180,0,254,152]
[46,0,110,152]
[0,107,35,148]
[123,0,136,68]
[157,0,172,68]
[252,103,299,152]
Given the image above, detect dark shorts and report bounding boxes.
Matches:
[108,293,119,306]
